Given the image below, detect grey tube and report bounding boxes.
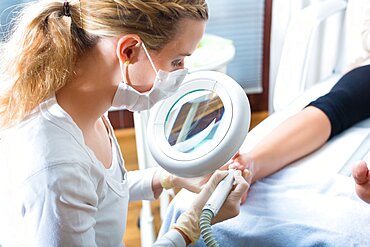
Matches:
[199,209,219,247]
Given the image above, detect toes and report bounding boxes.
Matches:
[352,161,369,185]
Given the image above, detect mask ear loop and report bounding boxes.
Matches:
[141,43,158,74]
[119,60,131,86]
[141,43,161,109]
[125,60,132,86]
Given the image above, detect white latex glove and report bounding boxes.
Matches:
[155,167,211,193]
[227,151,255,204]
[172,169,250,244]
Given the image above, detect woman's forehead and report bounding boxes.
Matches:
[161,19,206,56]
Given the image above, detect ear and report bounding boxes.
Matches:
[116,34,142,64]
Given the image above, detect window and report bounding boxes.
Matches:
[0,1,28,40]
[205,0,266,93]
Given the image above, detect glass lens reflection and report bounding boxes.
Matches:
[165,90,224,154]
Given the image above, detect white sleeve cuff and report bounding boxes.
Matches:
[152,229,186,247]
[127,167,157,201]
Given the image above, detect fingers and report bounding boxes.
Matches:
[210,170,251,224]
[224,151,240,168]
[199,176,212,190]
[240,168,252,204]
[198,173,212,187]
[192,170,229,210]
[352,161,369,185]
[228,161,240,170]
[234,170,250,195]
[355,182,370,204]
[206,170,229,191]
[228,155,254,174]
[241,191,248,204]
[352,161,370,204]
[173,172,213,193]
[229,160,248,171]
[242,168,253,183]
[218,163,230,171]
[225,162,254,205]
[231,151,240,160]
[227,170,249,203]
[187,185,202,193]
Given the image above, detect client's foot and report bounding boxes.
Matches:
[352,160,370,204]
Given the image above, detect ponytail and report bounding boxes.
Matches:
[0,0,208,128]
[0,1,96,128]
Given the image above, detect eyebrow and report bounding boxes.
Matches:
[179,53,192,57]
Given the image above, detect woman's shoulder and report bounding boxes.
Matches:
[0,110,104,182]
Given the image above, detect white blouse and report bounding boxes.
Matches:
[0,96,185,247]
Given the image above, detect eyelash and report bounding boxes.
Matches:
[172,60,184,68]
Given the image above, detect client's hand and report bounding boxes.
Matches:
[155,167,211,193]
[173,170,249,244]
[227,151,254,203]
[352,160,370,204]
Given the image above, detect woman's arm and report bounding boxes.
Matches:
[22,163,99,246]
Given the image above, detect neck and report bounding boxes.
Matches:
[56,39,119,131]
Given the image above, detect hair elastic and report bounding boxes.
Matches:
[63,1,71,17]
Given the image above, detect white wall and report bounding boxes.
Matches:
[268,0,368,112]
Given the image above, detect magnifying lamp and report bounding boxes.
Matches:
[147,70,251,177]
[147,71,251,246]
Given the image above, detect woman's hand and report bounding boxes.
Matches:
[352,160,370,203]
[153,151,254,200]
[227,151,254,204]
[173,170,249,244]
[211,169,250,223]
[154,167,211,193]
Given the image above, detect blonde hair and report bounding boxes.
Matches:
[0,0,208,128]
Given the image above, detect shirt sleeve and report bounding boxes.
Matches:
[127,167,157,201]
[152,229,187,247]
[308,65,370,139]
[22,163,100,247]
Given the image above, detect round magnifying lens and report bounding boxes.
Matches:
[165,90,225,157]
[147,71,250,178]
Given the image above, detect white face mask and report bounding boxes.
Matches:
[112,43,188,112]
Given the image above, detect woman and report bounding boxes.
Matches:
[0,1,248,246]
